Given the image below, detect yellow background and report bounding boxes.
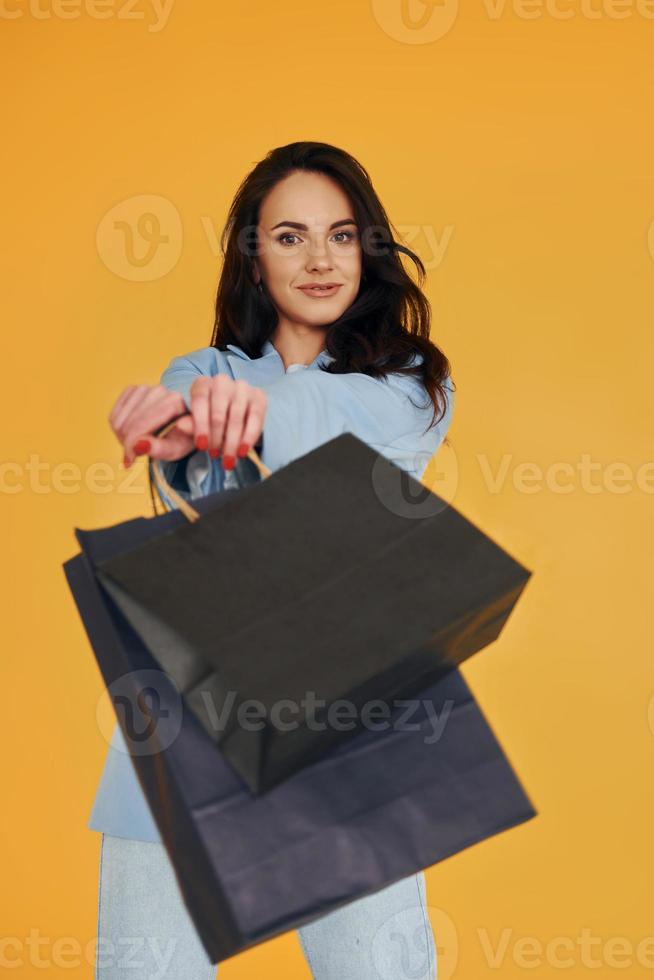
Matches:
[1,0,652,976]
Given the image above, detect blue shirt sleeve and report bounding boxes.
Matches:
[261,368,455,480]
[159,346,223,410]
[155,346,456,507]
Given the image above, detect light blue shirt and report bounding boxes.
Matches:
[87,339,456,841]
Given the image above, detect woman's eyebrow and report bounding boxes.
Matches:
[270,219,358,231]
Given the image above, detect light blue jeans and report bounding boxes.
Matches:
[96,833,437,979]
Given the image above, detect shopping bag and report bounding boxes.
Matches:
[88,425,533,794]
[63,520,538,965]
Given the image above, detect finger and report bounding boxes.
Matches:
[142,425,195,462]
[110,385,149,437]
[189,376,214,452]
[123,419,195,469]
[118,386,166,445]
[123,388,186,459]
[122,386,170,462]
[171,413,194,436]
[220,381,250,469]
[123,408,188,469]
[109,384,142,423]
[143,414,195,456]
[237,389,267,457]
[206,376,232,458]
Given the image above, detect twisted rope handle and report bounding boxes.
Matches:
[147,416,271,524]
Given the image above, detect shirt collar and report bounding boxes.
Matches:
[226,340,333,369]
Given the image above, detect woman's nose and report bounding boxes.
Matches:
[306,249,333,271]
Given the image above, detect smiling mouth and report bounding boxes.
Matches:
[297,284,343,296]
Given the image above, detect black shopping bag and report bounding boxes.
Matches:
[90,428,533,794]
[64,514,537,965]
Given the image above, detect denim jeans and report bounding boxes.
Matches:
[96,833,437,979]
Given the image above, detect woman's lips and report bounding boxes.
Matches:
[296,284,343,298]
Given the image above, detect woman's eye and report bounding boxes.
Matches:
[276,230,358,247]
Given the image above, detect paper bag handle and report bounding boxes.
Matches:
[147,416,272,524]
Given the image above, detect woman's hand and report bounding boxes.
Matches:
[188,375,268,470]
[110,384,196,468]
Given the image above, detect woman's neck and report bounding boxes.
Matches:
[270,323,327,370]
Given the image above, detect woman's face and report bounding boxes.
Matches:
[253,170,362,331]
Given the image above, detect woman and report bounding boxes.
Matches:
[94,141,456,979]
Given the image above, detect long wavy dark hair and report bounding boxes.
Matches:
[209,141,455,435]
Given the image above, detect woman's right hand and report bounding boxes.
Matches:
[188,375,268,469]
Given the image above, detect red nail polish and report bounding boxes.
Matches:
[134,439,151,455]
[196,434,208,451]
[223,455,235,470]
[237,443,250,458]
